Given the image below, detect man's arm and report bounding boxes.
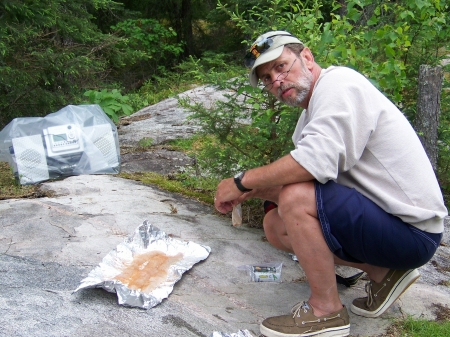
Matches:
[240,154,314,189]
[214,154,314,213]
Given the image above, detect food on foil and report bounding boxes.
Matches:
[74,221,211,309]
[114,251,184,293]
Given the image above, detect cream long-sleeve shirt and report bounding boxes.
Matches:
[290,66,447,233]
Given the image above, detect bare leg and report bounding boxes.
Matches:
[263,201,390,285]
[334,256,389,283]
[262,208,293,253]
[276,181,342,317]
[263,183,389,316]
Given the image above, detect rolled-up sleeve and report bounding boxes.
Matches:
[290,68,378,183]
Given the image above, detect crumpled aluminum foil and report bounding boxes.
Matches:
[209,330,255,337]
[74,220,211,309]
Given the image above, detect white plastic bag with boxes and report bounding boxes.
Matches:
[0,104,120,184]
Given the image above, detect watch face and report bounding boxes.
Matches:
[233,171,251,192]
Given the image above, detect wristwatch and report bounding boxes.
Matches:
[234,171,252,192]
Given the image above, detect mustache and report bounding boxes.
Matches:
[277,83,297,96]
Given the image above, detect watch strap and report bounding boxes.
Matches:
[234,172,252,192]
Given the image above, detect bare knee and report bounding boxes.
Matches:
[263,208,282,237]
[277,181,317,219]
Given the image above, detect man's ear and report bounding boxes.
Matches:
[300,47,315,69]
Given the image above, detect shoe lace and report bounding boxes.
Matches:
[291,301,309,318]
[365,270,395,306]
[365,281,375,307]
[290,301,342,324]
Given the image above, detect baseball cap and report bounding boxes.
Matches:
[245,31,304,87]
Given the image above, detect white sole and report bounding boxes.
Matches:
[350,269,420,318]
[260,324,350,337]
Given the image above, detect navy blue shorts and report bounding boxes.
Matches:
[315,180,442,269]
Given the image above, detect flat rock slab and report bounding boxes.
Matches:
[120,149,194,175]
[117,85,232,176]
[118,85,233,147]
[1,85,449,336]
[1,174,449,337]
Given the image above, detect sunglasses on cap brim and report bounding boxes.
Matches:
[244,33,293,68]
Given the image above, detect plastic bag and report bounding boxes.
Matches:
[0,104,120,184]
[232,204,242,227]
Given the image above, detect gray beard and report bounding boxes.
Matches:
[277,65,313,107]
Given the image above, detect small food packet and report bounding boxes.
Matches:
[232,204,242,227]
[238,262,283,282]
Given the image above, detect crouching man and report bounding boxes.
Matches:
[214,31,447,337]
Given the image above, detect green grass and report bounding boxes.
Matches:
[118,171,217,205]
[386,316,450,337]
[165,134,217,153]
[0,161,39,200]
[137,137,154,148]
[401,318,450,337]
[166,137,199,152]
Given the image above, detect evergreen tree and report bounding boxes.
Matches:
[0,0,124,127]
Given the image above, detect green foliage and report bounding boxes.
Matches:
[111,19,183,62]
[180,75,301,178]
[216,0,306,44]
[166,134,265,227]
[83,89,133,122]
[120,0,218,56]
[175,51,245,87]
[183,0,449,187]
[165,135,222,190]
[128,51,244,112]
[313,0,449,119]
[206,0,272,52]
[221,0,448,116]
[0,0,126,128]
[108,18,185,92]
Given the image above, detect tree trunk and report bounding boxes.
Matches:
[414,65,443,171]
[181,0,194,56]
[339,0,347,17]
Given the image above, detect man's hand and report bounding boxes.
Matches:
[214,178,244,213]
[214,155,314,214]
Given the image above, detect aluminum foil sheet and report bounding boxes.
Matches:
[74,220,211,309]
[209,330,255,337]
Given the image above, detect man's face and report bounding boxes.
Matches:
[257,48,313,107]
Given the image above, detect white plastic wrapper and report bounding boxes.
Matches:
[209,330,255,337]
[0,104,120,184]
[238,262,283,282]
[74,220,211,309]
